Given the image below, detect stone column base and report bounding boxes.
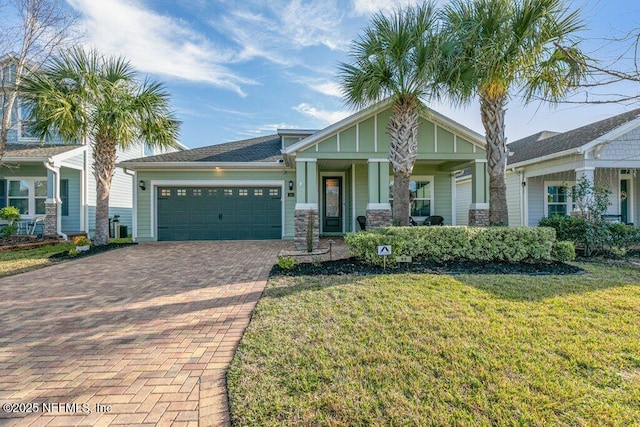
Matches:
[44,201,58,236]
[365,209,392,230]
[468,209,489,226]
[294,208,319,250]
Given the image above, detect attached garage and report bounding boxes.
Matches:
[156,186,282,241]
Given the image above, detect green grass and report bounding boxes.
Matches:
[0,237,133,277]
[228,263,640,426]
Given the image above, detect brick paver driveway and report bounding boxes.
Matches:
[0,241,287,426]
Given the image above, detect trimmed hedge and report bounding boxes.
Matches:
[345,226,562,266]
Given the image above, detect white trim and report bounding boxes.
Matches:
[578,116,640,154]
[366,203,392,210]
[352,163,357,232]
[367,158,389,163]
[337,132,340,152]
[123,168,137,242]
[295,158,318,163]
[282,99,485,155]
[523,174,529,227]
[319,172,346,234]
[120,161,285,169]
[389,174,435,220]
[355,123,360,152]
[50,145,87,163]
[5,176,48,218]
[59,161,85,171]
[474,158,488,163]
[574,166,596,172]
[451,172,457,225]
[453,134,457,153]
[509,147,581,168]
[543,181,576,218]
[295,203,319,210]
[434,125,438,152]
[469,203,489,210]
[374,114,378,152]
[150,179,285,240]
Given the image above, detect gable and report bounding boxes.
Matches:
[595,125,640,161]
[298,105,484,158]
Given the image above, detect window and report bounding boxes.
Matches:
[224,189,233,196]
[60,179,69,216]
[389,176,434,218]
[269,188,279,196]
[192,189,202,196]
[545,182,575,217]
[7,179,47,215]
[177,189,186,196]
[19,100,37,139]
[254,189,263,196]
[238,189,248,196]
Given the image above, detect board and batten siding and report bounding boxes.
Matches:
[353,163,368,229]
[455,178,471,226]
[60,169,81,233]
[134,169,296,242]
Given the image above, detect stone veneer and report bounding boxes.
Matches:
[468,209,489,226]
[365,209,392,230]
[294,208,319,250]
[44,201,58,236]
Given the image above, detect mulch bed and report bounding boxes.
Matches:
[0,235,64,252]
[272,257,584,277]
[48,242,137,261]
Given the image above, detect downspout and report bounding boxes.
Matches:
[123,168,137,243]
[44,161,68,240]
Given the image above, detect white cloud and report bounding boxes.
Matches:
[293,103,349,124]
[66,0,254,96]
[241,122,300,136]
[353,0,417,16]
[216,0,350,66]
[309,81,343,98]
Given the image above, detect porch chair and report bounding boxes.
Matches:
[356,216,367,231]
[423,215,444,226]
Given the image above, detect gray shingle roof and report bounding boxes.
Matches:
[4,144,81,159]
[123,134,282,163]
[507,109,640,164]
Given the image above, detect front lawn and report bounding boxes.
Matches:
[228,263,640,426]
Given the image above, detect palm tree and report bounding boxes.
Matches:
[339,3,441,226]
[21,47,180,245]
[441,0,586,225]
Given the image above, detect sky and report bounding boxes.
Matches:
[19,1,640,148]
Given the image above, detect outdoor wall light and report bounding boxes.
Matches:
[288,180,294,191]
[139,180,146,191]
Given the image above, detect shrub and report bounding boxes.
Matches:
[277,256,299,270]
[0,206,21,237]
[539,215,586,243]
[607,222,640,252]
[552,241,576,262]
[73,235,91,246]
[345,226,559,265]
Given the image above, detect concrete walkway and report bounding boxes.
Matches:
[0,241,287,426]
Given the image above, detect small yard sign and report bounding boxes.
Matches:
[377,245,392,256]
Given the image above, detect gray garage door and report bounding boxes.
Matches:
[157,186,282,241]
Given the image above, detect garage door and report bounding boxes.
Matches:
[156,186,282,241]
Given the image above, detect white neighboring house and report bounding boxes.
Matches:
[0,54,185,238]
[457,108,640,227]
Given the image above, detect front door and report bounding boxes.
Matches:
[621,179,629,224]
[323,176,342,233]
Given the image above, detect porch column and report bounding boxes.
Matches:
[469,159,489,226]
[44,167,59,236]
[366,159,392,229]
[575,166,595,182]
[294,158,319,250]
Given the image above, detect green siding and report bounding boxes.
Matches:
[457,137,475,154]
[359,116,376,152]
[433,172,453,225]
[418,121,435,153]
[354,163,368,221]
[340,126,357,153]
[283,136,301,148]
[317,135,337,153]
[376,109,392,153]
[135,169,295,242]
[0,164,47,177]
[437,127,455,153]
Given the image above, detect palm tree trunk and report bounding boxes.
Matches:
[480,95,509,226]
[92,138,117,246]
[388,98,419,226]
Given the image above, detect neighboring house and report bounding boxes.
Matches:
[0,54,185,238]
[457,108,640,227]
[120,100,489,248]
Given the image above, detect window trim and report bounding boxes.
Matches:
[389,175,435,220]
[544,181,576,218]
[6,177,48,217]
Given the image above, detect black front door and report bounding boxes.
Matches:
[621,179,629,224]
[323,177,342,233]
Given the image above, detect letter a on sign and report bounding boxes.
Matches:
[377,245,392,256]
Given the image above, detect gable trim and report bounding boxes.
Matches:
[577,116,640,155]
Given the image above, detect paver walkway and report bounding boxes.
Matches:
[0,241,287,426]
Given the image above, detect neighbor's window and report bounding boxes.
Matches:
[389,176,433,218]
[546,183,575,217]
[7,179,47,215]
[19,101,37,139]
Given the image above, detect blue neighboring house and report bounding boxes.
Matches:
[0,53,185,238]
